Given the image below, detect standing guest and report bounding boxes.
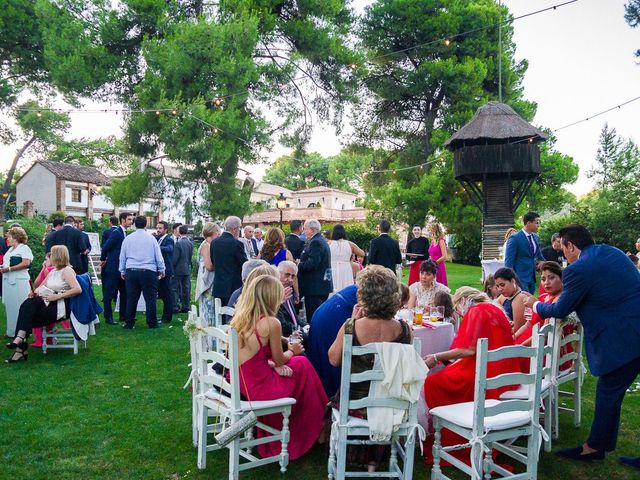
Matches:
[155,221,175,324]
[5,246,82,363]
[228,260,270,308]
[75,219,92,275]
[406,224,429,286]
[423,287,520,463]
[230,274,327,460]
[0,228,8,297]
[42,223,53,246]
[195,222,220,325]
[329,224,365,292]
[254,228,264,253]
[241,225,259,259]
[171,222,182,242]
[170,222,183,309]
[259,227,295,266]
[101,212,132,325]
[368,219,402,274]
[210,216,248,307]
[501,227,518,260]
[276,261,306,336]
[427,222,449,286]
[407,260,450,309]
[504,212,545,293]
[541,233,565,264]
[308,284,358,397]
[45,218,64,248]
[46,216,87,273]
[285,220,305,260]
[101,216,119,249]
[173,224,194,313]
[298,219,332,322]
[1,227,33,338]
[494,267,526,333]
[119,215,165,329]
[523,225,640,464]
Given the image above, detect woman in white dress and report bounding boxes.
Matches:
[328,224,365,291]
[1,227,33,338]
[195,222,220,326]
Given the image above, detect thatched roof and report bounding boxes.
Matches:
[445,102,548,149]
[36,160,111,185]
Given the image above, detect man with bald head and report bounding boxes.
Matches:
[298,219,332,321]
[210,216,248,307]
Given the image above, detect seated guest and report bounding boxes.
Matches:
[423,287,520,462]
[230,274,327,460]
[494,267,526,333]
[432,290,455,327]
[395,283,412,323]
[407,260,450,309]
[276,261,307,336]
[6,246,82,363]
[228,259,268,308]
[308,284,358,397]
[328,265,413,472]
[30,253,56,348]
[483,274,500,300]
[258,227,295,266]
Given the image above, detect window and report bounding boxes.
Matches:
[71,189,82,202]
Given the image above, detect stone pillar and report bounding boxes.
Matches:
[22,200,35,218]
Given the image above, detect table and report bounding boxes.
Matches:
[413,322,455,428]
[481,259,505,282]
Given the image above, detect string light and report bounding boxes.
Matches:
[36,111,42,117]
[155,110,161,116]
[212,127,220,134]
[172,109,177,115]
[444,39,451,47]
[349,63,357,71]
[214,98,223,107]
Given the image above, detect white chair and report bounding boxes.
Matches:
[550,317,584,438]
[187,306,208,447]
[328,335,423,480]
[500,320,556,452]
[430,333,545,480]
[42,321,83,355]
[214,297,236,327]
[195,325,296,479]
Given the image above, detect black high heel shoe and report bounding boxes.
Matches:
[5,350,28,363]
[6,336,27,350]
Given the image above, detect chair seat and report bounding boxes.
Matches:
[204,388,296,412]
[430,400,531,431]
[499,379,551,400]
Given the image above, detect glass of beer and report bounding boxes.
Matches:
[414,307,424,326]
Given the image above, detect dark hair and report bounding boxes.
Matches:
[494,267,522,287]
[551,232,560,242]
[172,222,182,231]
[433,291,454,318]
[483,275,496,296]
[134,215,147,229]
[413,224,421,229]
[119,212,132,223]
[52,218,64,228]
[331,224,347,241]
[64,215,75,224]
[523,212,539,224]
[157,220,169,230]
[399,283,410,305]
[539,261,563,277]
[558,224,594,250]
[420,259,438,275]
[379,219,391,233]
[178,225,188,235]
[289,220,302,232]
[109,215,118,226]
[627,254,639,265]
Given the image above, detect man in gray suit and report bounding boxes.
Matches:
[172,224,193,313]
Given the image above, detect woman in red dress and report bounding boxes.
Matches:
[423,287,520,462]
[230,274,327,461]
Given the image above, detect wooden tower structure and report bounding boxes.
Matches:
[444,102,548,259]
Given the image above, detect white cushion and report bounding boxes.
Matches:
[430,400,530,431]
[331,408,370,428]
[499,379,551,400]
[204,389,296,411]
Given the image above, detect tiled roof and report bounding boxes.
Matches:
[36,160,112,185]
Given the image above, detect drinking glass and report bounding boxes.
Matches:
[414,307,424,326]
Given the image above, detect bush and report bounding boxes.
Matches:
[48,211,66,222]
[7,216,47,280]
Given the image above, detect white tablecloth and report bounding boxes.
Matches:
[481,259,505,282]
[413,322,455,428]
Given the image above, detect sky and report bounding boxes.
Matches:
[1,0,639,197]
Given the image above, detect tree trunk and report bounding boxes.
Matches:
[0,135,36,222]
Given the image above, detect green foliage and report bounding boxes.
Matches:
[625,0,640,57]
[8,216,46,279]
[103,163,156,207]
[48,211,66,222]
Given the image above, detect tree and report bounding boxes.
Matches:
[625,0,640,57]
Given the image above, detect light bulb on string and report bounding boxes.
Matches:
[214,98,223,107]
[349,63,357,71]
[444,39,451,47]
[172,109,177,116]
[36,111,43,118]
[212,127,220,134]
[155,111,161,116]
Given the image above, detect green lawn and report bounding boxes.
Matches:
[0,264,638,479]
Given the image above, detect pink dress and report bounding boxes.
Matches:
[239,324,328,460]
[428,240,448,286]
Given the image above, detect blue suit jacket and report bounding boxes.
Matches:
[504,230,545,285]
[158,234,175,277]
[536,244,640,376]
[100,227,126,274]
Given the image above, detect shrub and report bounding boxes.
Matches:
[7,216,47,280]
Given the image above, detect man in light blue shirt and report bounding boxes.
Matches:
[119,215,165,329]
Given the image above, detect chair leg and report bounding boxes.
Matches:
[228,436,240,480]
[431,420,442,480]
[244,426,253,454]
[336,429,348,480]
[280,410,291,474]
[192,394,199,448]
[543,395,552,452]
[553,387,560,441]
[73,338,78,355]
[574,377,582,427]
[390,434,398,471]
[483,445,493,480]
[402,431,416,480]
[328,424,336,480]
[196,402,208,470]
[526,431,540,480]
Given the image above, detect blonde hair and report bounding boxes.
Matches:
[428,222,445,241]
[452,286,491,311]
[504,227,517,241]
[202,222,220,238]
[50,245,70,269]
[231,274,283,348]
[7,226,28,244]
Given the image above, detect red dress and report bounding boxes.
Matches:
[424,303,520,462]
[515,292,552,345]
[239,324,328,460]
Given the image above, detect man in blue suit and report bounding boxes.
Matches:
[524,225,640,465]
[505,211,545,293]
[100,212,133,325]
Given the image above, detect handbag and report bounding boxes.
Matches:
[9,256,21,267]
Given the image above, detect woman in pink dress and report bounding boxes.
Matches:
[427,222,448,286]
[230,274,327,460]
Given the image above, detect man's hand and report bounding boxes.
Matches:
[283,285,293,301]
[121,273,126,280]
[288,343,304,355]
[158,272,165,280]
[521,291,536,308]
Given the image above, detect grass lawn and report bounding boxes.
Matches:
[0,263,638,479]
